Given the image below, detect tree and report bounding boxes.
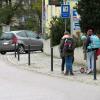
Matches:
[77,0,100,33]
[0,0,25,25]
[32,0,42,33]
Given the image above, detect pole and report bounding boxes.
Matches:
[28,45,31,66]
[14,43,16,58]
[65,18,67,32]
[70,8,73,34]
[50,32,53,71]
[94,50,97,80]
[64,0,67,32]
[17,45,20,61]
[51,46,53,71]
[70,0,73,34]
[50,4,53,71]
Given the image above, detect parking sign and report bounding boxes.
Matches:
[61,4,70,18]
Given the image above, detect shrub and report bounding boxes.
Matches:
[49,16,83,47]
[49,16,70,46]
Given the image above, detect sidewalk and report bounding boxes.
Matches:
[3,52,100,86]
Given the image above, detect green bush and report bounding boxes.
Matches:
[49,16,70,46]
[49,16,83,47]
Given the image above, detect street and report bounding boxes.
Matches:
[0,53,100,100]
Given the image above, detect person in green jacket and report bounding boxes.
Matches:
[60,31,75,75]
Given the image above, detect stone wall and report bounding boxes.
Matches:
[43,39,100,71]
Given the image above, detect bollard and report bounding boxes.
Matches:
[28,45,31,65]
[14,43,16,58]
[17,45,20,61]
[51,47,53,71]
[94,50,97,80]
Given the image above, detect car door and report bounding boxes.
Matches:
[25,31,42,51]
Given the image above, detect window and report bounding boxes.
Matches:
[26,31,37,38]
[17,31,27,37]
[0,33,13,40]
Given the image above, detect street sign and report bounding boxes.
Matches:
[61,4,70,18]
[73,22,80,30]
[73,9,78,17]
[73,9,80,21]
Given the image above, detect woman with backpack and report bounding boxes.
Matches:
[59,31,70,74]
[85,29,100,74]
[60,31,75,75]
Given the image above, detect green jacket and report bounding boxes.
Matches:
[59,37,75,57]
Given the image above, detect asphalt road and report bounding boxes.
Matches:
[0,54,100,100]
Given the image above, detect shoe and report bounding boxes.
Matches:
[64,71,69,75]
[61,71,64,74]
[70,72,74,75]
[87,69,92,74]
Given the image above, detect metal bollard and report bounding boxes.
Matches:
[28,45,31,65]
[51,47,53,71]
[17,45,20,61]
[94,50,97,80]
[14,43,16,58]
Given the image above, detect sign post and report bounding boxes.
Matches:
[61,4,70,32]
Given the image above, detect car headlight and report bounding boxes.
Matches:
[3,42,9,45]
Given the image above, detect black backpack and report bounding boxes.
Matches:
[63,38,74,53]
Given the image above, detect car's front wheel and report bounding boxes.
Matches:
[0,51,6,55]
[17,45,25,54]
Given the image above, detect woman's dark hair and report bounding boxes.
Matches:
[85,27,95,33]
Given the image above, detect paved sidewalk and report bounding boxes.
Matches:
[1,52,100,86]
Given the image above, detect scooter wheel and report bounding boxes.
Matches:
[80,67,85,73]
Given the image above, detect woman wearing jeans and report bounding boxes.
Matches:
[86,31,100,74]
[60,32,75,75]
[85,28,99,74]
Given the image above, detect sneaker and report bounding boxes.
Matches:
[87,69,92,74]
[64,71,69,75]
[70,72,74,75]
[61,71,64,74]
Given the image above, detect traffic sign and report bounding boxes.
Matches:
[73,9,78,17]
[73,22,80,30]
[73,9,80,21]
[61,4,70,18]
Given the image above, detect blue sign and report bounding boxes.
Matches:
[73,9,78,17]
[61,4,70,18]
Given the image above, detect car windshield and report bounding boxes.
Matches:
[0,32,13,40]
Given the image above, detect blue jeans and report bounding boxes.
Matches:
[65,55,73,72]
[87,51,94,71]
